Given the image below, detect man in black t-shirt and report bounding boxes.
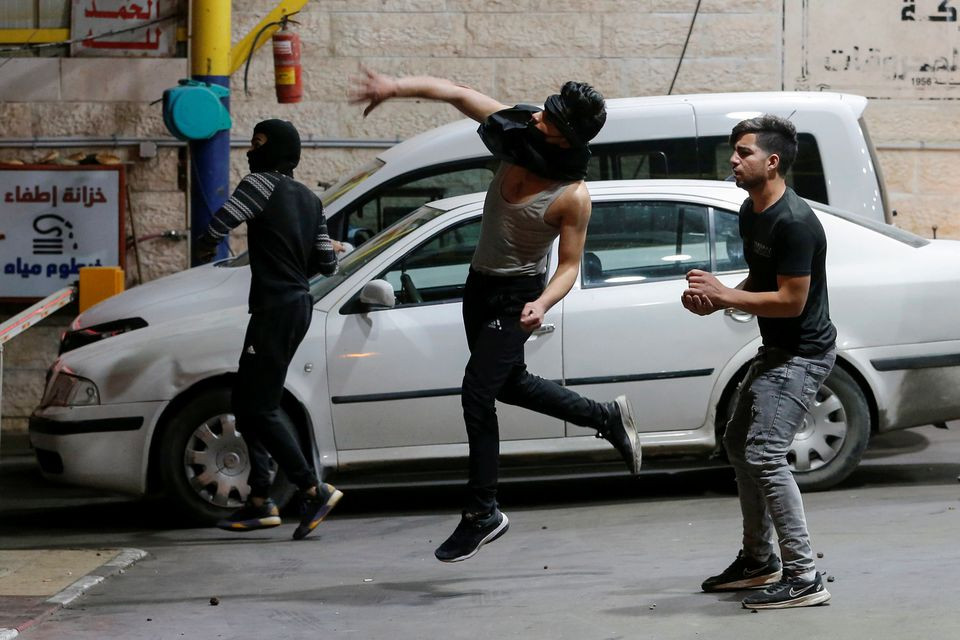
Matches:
[682,114,836,610]
[194,120,342,540]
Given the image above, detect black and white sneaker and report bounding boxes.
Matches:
[434,508,510,563]
[742,573,831,609]
[701,551,782,592]
[597,395,642,475]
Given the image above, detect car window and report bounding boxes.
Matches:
[582,201,710,287]
[311,204,450,302]
[342,162,496,245]
[699,133,828,204]
[376,217,482,307]
[713,208,748,272]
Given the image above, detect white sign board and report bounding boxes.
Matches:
[71,0,177,57]
[0,166,124,300]
[785,0,960,98]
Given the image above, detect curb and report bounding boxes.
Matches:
[0,548,147,639]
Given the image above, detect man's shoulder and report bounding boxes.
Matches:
[551,180,589,219]
[782,188,816,217]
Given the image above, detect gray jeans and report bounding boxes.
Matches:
[723,345,836,580]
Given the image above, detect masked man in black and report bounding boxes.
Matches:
[195,119,342,540]
[351,70,642,562]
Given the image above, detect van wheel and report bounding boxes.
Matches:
[790,366,870,491]
[158,388,296,524]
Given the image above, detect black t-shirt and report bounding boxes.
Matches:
[739,187,837,355]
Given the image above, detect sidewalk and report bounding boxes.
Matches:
[0,548,146,639]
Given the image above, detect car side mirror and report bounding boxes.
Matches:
[358,279,396,311]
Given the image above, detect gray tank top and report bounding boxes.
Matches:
[471,163,573,276]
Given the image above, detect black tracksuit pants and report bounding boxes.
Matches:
[233,295,319,499]
[461,269,612,514]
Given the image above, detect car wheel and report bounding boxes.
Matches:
[158,388,296,524]
[718,365,871,492]
[790,366,870,491]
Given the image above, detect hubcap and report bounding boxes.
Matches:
[182,413,275,508]
[788,383,848,473]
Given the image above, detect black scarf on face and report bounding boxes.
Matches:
[247,119,301,177]
[477,105,591,181]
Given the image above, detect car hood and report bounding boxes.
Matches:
[73,261,250,330]
[57,303,254,403]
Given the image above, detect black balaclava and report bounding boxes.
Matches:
[478,105,591,181]
[247,119,301,177]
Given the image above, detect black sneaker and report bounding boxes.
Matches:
[292,483,343,540]
[216,499,282,532]
[434,508,510,563]
[742,573,831,609]
[701,551,782,592]
[596,395,642,475]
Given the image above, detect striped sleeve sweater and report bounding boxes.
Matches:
[202,171,339,311]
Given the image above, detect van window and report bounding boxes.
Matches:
[582,201,710,287]
[339,161,497,244]
[589,139,700,181]
[699,134,828,204]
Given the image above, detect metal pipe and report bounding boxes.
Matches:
[0,137,400,149]
[875,142,960,151]
[190,0,232,264]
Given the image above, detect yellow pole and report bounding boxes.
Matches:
[191,0,231,78]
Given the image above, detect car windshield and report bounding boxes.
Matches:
[309,204,449,301]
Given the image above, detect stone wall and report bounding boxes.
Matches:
[1,0,957,441]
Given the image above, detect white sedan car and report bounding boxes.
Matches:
[30,181,960,523]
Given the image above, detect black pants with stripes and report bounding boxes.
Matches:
[233,295,319,500]
[461,269,612,515]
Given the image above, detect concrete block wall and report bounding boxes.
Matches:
[1,0,957,442]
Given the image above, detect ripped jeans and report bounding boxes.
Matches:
[723,345,836,581]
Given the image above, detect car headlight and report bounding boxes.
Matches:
[41,372,100,407]
[60,317,148,354]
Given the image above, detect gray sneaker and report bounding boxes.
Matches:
[597,395,642,475]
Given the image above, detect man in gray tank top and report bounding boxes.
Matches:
[352,69,641,563]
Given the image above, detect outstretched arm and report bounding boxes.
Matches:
[349,67,508,123]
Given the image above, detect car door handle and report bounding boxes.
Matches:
[532,323,556,336]
[724,308,754,323]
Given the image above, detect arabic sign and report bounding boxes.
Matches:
[71,0,177,57]
[0,166,125,300]
[784,0,960,98]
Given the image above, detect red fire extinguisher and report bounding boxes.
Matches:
[272,23,302,104]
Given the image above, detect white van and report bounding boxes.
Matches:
[61,91,888,350]
[320,91,889,245]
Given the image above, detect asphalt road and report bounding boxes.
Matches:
[1,423,958,640]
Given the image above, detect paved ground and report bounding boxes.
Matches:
[1,424,958,640]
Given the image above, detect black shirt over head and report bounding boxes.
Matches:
[739,187,837,355]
